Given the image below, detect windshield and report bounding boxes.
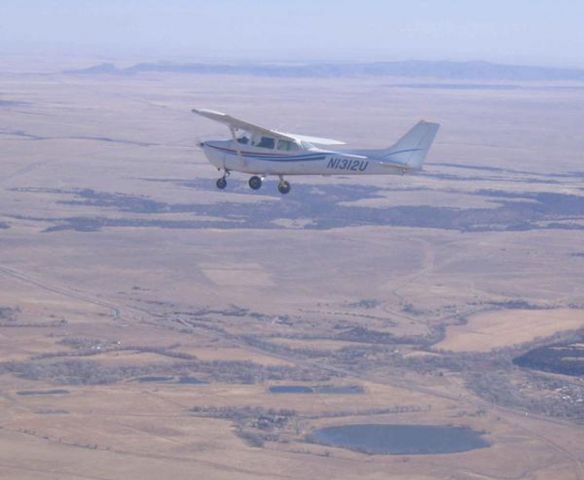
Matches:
[235,129,251,145]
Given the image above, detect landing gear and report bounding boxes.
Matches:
[216,177,227,189]
[215,171,291,194]
[277,180,291,195]
[248,175,263,190]
[216,169,229,190]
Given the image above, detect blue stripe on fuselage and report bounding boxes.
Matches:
[206,144,422,163]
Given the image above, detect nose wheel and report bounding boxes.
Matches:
[277,180,291,195]
[215,169,230,190]
[216,177,227,189]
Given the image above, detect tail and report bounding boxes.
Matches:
[381,121,440,170]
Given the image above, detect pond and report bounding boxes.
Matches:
[137,376,205,384]
[17,389,70,396]
[316,385,363,394]
[269,385,364,394]
[137,376,174,383]
[270,385,314,394]
[308,424,489,455]
[177,376,205,384]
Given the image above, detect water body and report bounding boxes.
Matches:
[177,376,205,385]
[138,376,174,383]
[309,424,489,455]
[269,385,364,394]
[315,385,363,394]
[17,389,69,396]
[270,385,314,394]
[137,375,205,384]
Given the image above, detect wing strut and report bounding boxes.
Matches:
[229,126,243,159]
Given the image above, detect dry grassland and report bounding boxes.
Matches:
[0,61,583,479]
[437,308,584,352]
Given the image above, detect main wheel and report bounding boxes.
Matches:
[248,176,262,190]
[216,177,227,189]
[277,181,291,195]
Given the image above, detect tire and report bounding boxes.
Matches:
[248,176,262,190]
[277,181,291,194]
[216,177,227,189]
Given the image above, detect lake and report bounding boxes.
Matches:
[308,424,489,455]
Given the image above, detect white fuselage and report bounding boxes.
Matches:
[202,140,405,176]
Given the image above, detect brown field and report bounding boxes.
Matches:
[0,56,583,479]
[436,308,584,352]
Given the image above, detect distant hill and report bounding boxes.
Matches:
[64,60,584,81]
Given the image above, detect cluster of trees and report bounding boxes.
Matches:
[191,406,298,447]
[38,340,198,362]
[513,340,584,376]
[242,336,329,359]
[189,359,333,384]
[467,370,584,421]
[0,306,18,321]
[308,404,428,419]
[191,405,296,421]
[1,359,164,385]
[1,354,335,385]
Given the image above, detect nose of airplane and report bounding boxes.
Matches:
[198,141,205,148]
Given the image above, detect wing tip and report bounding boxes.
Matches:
[192,108,226,116]
[419,119,441,128]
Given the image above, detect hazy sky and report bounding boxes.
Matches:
[1,0,583,66]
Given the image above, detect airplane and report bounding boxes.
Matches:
[193,108,440,194]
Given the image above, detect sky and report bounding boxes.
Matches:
[1,0,583,67]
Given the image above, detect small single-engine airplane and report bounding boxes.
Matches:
[193,108,439,194]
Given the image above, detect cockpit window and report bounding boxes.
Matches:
[277,139,300,151]
[237,136,250,145]
[253,136,275,149]
[301,141,315,150]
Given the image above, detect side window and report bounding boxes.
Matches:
[255,136,275,149]
[277,140,300,151]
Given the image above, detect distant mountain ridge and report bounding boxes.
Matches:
[65,60,584,81]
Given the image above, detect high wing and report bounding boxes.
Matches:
[277,132,346,146]
[192,108,345,146]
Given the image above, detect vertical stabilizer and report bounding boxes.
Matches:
[382,121,440,170]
